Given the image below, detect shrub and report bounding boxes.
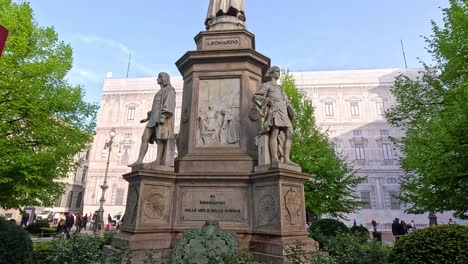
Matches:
[350,224,370,243]
[309,219,349,248]
[26,221,50,234]
[389,224,468,264]
[323,231,389,264]
[0,217,33,264]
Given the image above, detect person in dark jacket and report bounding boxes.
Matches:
[64,212,74,239]
[391,218,405,240]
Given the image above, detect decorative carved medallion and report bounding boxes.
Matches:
[258,193,278,221]
[284,187,301,225]
[143,193,166,219]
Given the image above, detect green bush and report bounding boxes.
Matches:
[324,231,389,264]
[26,221,50,234]
[389,224,468,264]
[309,219,349,248]
[0,217,33,264]
[350,224,370,243]
[32,233,131,264]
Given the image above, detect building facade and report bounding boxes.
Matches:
[82,68,458,227]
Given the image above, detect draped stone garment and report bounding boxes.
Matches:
[253,82,293,132]
[206,0,245,21]
[146,85,176,142]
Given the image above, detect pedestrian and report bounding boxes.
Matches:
[82,213,88,230]
[392,218,403,240]
[20,211,30,227]
[75,214,83,233]
[371,219,378,232]
[56,217,66,239]
[448,218,455,224]
[400,220,408,235]
[53,212,60,225]
[64,212,74,239]
[92,211,99,234]
[108,213,112,230]
[409,220,416,232]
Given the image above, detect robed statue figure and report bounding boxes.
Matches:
[130,72,176,167]
[205,0,246,29]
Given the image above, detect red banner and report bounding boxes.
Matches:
[0,25,8,57]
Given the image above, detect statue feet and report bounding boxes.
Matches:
[128,161,142,167]
[284,160,299,166]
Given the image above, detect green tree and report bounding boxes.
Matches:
[0,0,97,209]
[282,71,364,218]
[385,0,467,218]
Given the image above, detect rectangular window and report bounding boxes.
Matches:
[325,103,334,117]
[389,192,401,209]
[376,101,385,115]
[360,192,372,209]
[353,130,362,136]
[127,108,135,120]
[382,143,393,160]
[115,190,125,206]
[380,129,389,136]
[121,146,131,164]
[387,178,398,184]
[350,102,360,116]
[355,143,365,160]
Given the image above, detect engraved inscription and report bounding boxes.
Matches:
[207,39,239,46]
[180,189,247,222]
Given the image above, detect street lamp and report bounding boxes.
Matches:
[98,128,116,230]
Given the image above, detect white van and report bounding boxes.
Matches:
[36,207,54,222]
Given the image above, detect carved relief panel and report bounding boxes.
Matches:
[197,78,240,146]
[282,186,303,226]
[140,185,172,225]
[122,184,139,228]
[254,185,280,228]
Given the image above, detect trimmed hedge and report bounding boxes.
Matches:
[389,224,468,264]
[309,219,349,248]
[350,224,370,243]
[26,221,50,234]
[0,217,33,264]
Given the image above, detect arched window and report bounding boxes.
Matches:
[66,191,73,208]
[75,192,83,209]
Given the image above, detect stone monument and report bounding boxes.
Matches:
[112,1,318,263]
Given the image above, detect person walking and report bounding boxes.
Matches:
[75,214,83,233]
[400,220,409,235]
[64,212,74,239]
[107,213,112,230]
[82,213,88,230]
[20,211,30,227]
[92,211,99,234]
[392,218,403,241]
[371,219,378,232]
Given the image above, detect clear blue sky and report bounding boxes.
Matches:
[27,0,449,103]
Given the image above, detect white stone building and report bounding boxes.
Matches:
[83,68,459,228]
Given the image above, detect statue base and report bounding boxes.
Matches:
[111,168,317,263]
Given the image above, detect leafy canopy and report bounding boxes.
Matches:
[0,0,98,209]
[282,71,363,218]
[385,0,467,218]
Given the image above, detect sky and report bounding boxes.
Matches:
[26,0,449,103]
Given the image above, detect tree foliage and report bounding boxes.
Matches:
[0,0,98,209]
[385,0,467,217]
[282,72,363,218]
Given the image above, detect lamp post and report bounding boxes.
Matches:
[97,128,116,230]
